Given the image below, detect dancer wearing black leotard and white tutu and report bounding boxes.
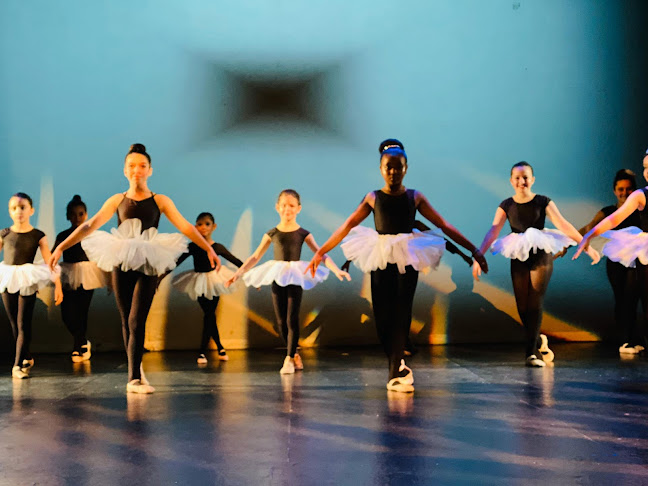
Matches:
[226,189,350,374]
[53,195,110,362]
[169,212,243,364]
[473,161,600,367]
[49,144,220,394]
[0,192,63,379]
[307,141,487,393]
[575,151,648,352]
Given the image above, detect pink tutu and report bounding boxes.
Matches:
[491,228,575,261]
[242,260,329,290]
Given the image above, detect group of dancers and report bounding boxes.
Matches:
[0,141,646,394]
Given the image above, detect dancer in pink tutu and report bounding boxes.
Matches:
[473,161,599,367]
[226,189,350,374]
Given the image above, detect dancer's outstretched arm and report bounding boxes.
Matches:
[225,235,272,287]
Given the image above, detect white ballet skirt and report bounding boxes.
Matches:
[340,226,445,274]
[243,260,329,290]
[491,228,575,261]
[172,266,237,300]
[81,219,188,276]
[0,262,60,296]
[60,261,111,290]
[601,226,647,268]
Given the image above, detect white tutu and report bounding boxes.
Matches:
[601,226,647,268]
[491,228,575,261]
[172,266,237,300]
[0,262,59,296]
[60,261,111,290]
[81,219,188,276]
[340,226,445,274]
[243,260,329,290]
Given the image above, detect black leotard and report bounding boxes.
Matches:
[0,228,45,265]
[637,188,648,232]
[53,227,89,263]
[601,205,640,230]
[177,243,243,272]
[499,195,551,233]
[267,228,310,261]
[373,189,416,235]
[117,194,160,230]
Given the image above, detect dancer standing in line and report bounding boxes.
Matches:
[473,161,600,367]
[168,212,243,364]
[306,141,487,392]
[226,189,350,374]
[49,144,220,394]
[53,195,111,362]
[574,152,648,352]
[0,192,63,378]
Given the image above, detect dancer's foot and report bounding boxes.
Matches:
[386,378,414,393]
[72,341,91,363]
[139,365,150,386]
[293,353,303,371]
[538,334,554,362]
[280,356,295,375]
[399,359,414,385]
[21,358,34,370]
[525,355,546,367]
[218,350,229,361]
[12,366,29,379]
[197,354,208,364]
[126,379,155,394]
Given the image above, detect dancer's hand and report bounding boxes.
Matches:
[54,281,63,306]
[473,249,488,274]
[585,246,600,264]
[341,260,351,273]
[305,253,323,277]
[208,248,221,271]
[225,273,239,288]
[333,269,351,282]
[471,260,483,281]
[49,248,62,271]
[554,248,568,259]
[572,237,591,261]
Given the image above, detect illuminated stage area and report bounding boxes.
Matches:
[1,346,646,485]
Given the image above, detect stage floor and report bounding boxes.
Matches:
[0,344,646,485]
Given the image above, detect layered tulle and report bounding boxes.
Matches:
[340,226,445,274]
[81,219,188,276]
[491,228,575,261]
[60,261,111,290]
[243,260,329,290]
[172,266,237,300]
[0,262,60,296]
[601,226,647,268]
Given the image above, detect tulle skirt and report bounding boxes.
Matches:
[81,219,188,276]
[172,267,237,300]
[0,262,59,296]
[340,226,445,274]
[491,228,575,261]
[601,226,647,268]
[60,261,111,290]
[243,260,329,290]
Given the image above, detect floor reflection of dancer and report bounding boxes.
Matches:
[307,140,487,392]
[575,151,648,353]
[0,192,63,379]
[49,144,220,394]
[53,195,111,363]
[168,212,243,364]
[473,161,600,367]
[226,189,349,374]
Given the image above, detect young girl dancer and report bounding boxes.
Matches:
[49,144,220,394]
[0,193,63,378]
[53,195,110,362]
[226,189,350,374]
[473,161,600,367]
[573,170,641,354]
[575,152,648,352]
[306,142,487,392]
[171,212,243,364]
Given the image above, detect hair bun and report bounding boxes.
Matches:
[129,143,147,154]
[72,194,82,202]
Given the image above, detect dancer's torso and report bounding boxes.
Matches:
[55,227,89,263]
[117,194,160,230]
[0,228,44,265]
[373,189,416,235]
[267,228,310,261]
[499,195,550,233]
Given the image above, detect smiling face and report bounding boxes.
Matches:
[195,216,215,238]
[8,197,34,225]
[67,205,87,227]
[124,153,152,185]
[510,165,535,194]
[613,179,635,206]
[276,193,301,222]
[380,154,407,188]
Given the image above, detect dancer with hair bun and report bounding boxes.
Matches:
[226,189,350,374]
[474,161,600,367]
[53,195,111,362]
[49,143,221,394]
[307,140,486,393]
[0,192,63,379]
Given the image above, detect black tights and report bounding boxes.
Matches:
[633,263,648,348]
[2,292,36,367]
[510,252,553,358]
[112,270,157,382]
[197,296,223,353]
[371,264,419,380]
[271,283,303,358]
[61,288,94,352]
